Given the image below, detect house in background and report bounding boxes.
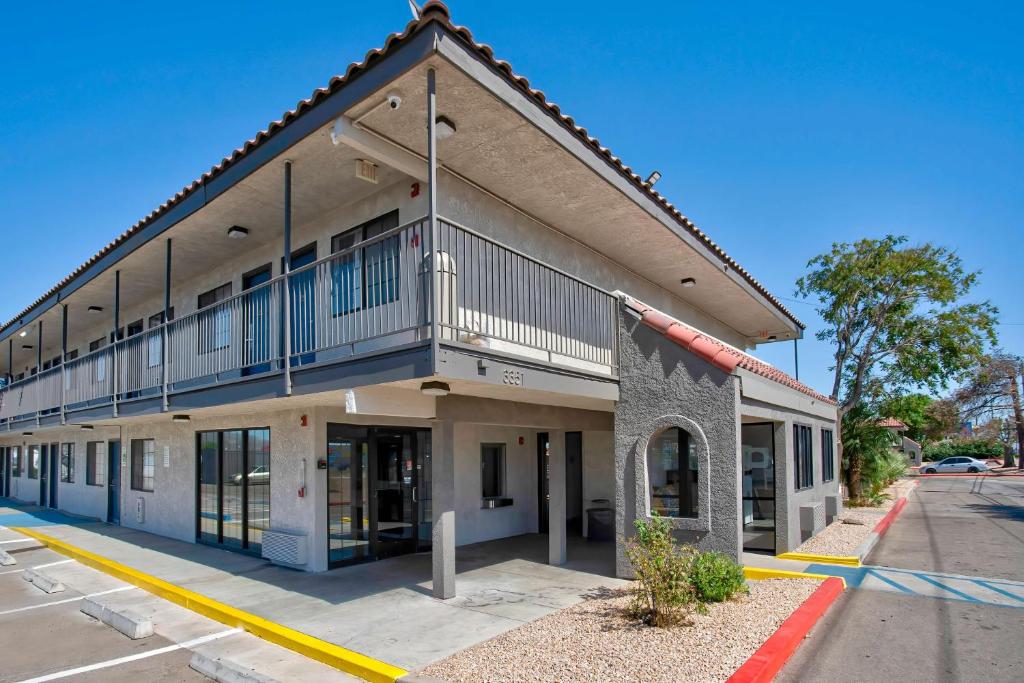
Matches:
[0,2,838,596]
[879,417,922,467]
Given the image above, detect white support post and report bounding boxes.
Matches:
[548,429,567,565]
[431,418,456,599]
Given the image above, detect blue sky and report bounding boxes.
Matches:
[1,1,1020,398]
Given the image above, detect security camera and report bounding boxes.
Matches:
[387,93,402,110]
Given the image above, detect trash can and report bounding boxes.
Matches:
[586,499,614,542]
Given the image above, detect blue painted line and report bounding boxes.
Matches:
[914,573,981,603]
[864,564,1024,588]
[973,580,1024,603]
[805,563,867,588]
[865,569,916,595]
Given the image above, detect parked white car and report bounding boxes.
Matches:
[920,457,991,474]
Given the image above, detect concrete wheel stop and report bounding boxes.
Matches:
[80,596,154,639]
[23,568,65,593]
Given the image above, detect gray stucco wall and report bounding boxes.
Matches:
[740,397,842,553]
[614,306,741,577]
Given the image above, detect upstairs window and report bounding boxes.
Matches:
[330,210,400,316]
[198,283,233,353]
[647,427,698,518]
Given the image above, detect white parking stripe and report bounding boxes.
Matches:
[12,628,242,683]
[0,560,75,576]
[0,538,37,544]
[0,586,136,616]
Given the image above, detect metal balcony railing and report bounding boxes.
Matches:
[0,214,618,426]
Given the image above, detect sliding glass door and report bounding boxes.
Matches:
[196,427,271,555]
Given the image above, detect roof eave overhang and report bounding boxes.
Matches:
[0,23,445,346]
[432,28,803,336]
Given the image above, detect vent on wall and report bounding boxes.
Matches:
[262,529,308,568]
[355,159,378,184]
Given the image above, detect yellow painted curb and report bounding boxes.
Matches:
[743,565,847,589]
[776,551,861,567]
[11,526,407,683]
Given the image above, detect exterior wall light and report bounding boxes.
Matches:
[420,381,451,396]
[172,414,191,423]
[646,171,662,187]
[227,226,250,239]
[436,116,457,140]
[680,278,697,288]
[88,306,104,313]
[80,424,94,430]
[18,330,27,337]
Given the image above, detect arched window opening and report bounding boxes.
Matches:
[647,427,698,518]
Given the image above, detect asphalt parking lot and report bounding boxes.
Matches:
[780,476,1024,683]
[0,529,355,683]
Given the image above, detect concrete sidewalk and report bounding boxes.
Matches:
[0,501,625,673]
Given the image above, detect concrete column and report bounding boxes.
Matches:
[431,418,455,599]
[548,429,566,565]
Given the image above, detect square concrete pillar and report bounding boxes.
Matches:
[548,430,567,565]
[431,419,456,599]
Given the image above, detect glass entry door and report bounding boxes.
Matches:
[327,425,428,568]
[197,428,271,555]
[741,422,776,553]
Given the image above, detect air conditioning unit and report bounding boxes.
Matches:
[262,529,308,568]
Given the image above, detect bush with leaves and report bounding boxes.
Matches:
[625,514,699,627]
[923,438,1002,461]
[690,551,747,603]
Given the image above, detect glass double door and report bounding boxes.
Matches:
[326,425,431,567]
[197,428,271,555]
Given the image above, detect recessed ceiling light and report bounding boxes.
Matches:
[680,277,697,288]
[420,381,451,396]
[88,305,104,313]
[22,344,33,349]
[172,414,191,423]
[436,116,457,140]
[227,226,249,239]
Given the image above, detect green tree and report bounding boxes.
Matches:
[953,353,1023,468]
[878,393,933,443]
[797,236,998,497]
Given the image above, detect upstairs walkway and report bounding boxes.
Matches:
[0,500,624,672]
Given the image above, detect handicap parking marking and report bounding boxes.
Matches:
[804,562,1024,608]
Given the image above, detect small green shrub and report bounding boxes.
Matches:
[625,514,698,627]
[690,551,748,603]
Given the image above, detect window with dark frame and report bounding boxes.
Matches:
[198,283,233,353]
[86,441,106,486]
[126,319,144,337]
[11,446,21,476]
[27,445,39,479]
[793,424,814,490]
[821,429,835,483]
[131,439,155,492]
[330,210,401,316]
[60,443,74,483]
[647,426,699,518]
[480,443,506,499]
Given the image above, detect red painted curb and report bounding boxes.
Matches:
[872,496,908,535]
[728,577,845,683]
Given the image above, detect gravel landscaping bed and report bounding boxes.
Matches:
[794,479,916,556]
[419,578,821,683]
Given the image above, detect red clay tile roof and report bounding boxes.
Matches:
[622,295,837,406]
[0,1,803,337]
[878,417,908,430]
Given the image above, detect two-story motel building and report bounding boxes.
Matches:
[0,3,840,597]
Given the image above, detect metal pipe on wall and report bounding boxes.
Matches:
[427,68,440,373]
[113,270,120,417]
[163,239,172,411]
[282,160,293,396]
